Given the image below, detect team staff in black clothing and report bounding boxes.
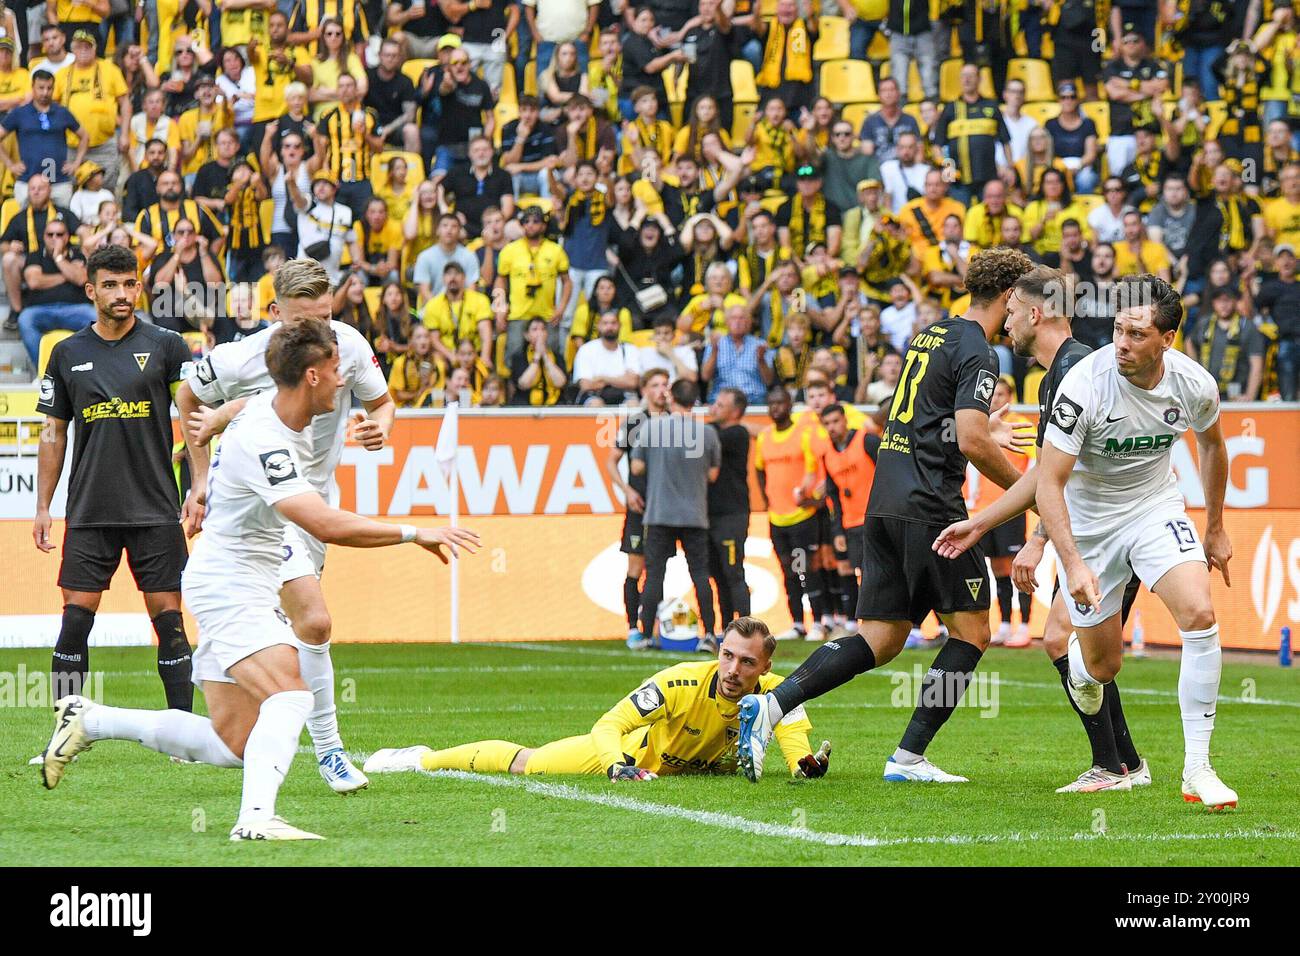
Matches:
[707,386,752,627]
[738,247,1035,785]
[935,265,1149,792]
[33,245,197,715]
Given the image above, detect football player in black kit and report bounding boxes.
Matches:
[32,245,196,729]
[736,247,1036,783]
[933,265,1149,793]
[707,386,753,633]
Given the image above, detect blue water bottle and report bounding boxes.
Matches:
[1281,627,1292,668]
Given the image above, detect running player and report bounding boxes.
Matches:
[364,617,832,781]
[39,321,480,840]
[1035,275,1235,809]
[934,266,1151,793]
[755,385,830,642]
[32,245,196,721]
[736,247,1036,783]
[605,368,671,649]
[176,258,393,793]
[817,402,881,627]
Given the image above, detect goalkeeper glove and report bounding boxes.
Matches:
[794,740,832,779]
[608,763,658,782]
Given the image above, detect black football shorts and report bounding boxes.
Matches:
[59,524,188,593]
[857,515,990,623]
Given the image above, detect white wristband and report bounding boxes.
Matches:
[399,524,418,543]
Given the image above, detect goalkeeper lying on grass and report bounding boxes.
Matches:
[365,616,832,781]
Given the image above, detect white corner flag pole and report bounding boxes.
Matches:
[435,401,461,644]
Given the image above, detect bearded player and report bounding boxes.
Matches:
[176,259,394,794]
[364,617,832,781]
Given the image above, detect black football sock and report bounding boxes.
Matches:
[623,576,640,630]
[1107,681,1142,772]
[1052,654,1123,774]
[152,610,194,711]
[838,572,858,619]
[824,569,842,621]
[1018,588,1032,625]
[996,576,1013,624]
[770,633,876,715]
[897,638,983,757]
[52,604,95,701]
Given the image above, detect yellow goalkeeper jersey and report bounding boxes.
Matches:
[590,660,813,776]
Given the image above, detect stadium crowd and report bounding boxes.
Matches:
[1,0,1297,405]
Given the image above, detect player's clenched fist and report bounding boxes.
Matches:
[415,526,482,563]
[794,740,832,778]
[608,764,657,782]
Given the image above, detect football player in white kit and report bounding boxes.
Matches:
[1037,275,1236,810]
[40,321,480,840]
[175,259,393,794]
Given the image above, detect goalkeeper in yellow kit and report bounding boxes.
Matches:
[364,617,832,781]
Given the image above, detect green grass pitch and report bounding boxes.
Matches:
[1,640,1297,866]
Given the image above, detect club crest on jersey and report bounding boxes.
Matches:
[1164,407,1180,425]
[630,682,664,716]
[966,578,983,601]
[259,449,297,485]
[974,370,997,404]
[134,352,151,372]
[1051,395,1083,434]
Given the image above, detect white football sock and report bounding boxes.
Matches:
[1178,624,1221,775]
[1067,632,1102,685]
[296,640,343,757]
[83,705,242,768]
[238,690,312,824]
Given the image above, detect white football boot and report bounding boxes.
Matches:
[774,626,805,642]
[41,695,96,790]
[882,756,969,783]
[1182,766,1238,811]
[1055,766,1133,793]
[804,623,828,642]
[1128,757,1152,786]
[230,816,325,841]
[363,745,432,774]
[318,748,369,794]
[737,694,776,783]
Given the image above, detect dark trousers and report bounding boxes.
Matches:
[640,524,716,638]
[771,515,822,626]
[336,179,375,221]
[708,511,751,625]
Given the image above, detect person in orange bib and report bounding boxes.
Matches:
[817,401,882,631]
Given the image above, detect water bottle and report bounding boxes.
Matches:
[1130,610,1145,658]
[1282,627,1292,668]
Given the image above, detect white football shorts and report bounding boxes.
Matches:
[188,601,299,686]
[280,523,326,583]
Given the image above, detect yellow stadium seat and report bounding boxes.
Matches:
[401,58,436,86]
[363,285,382,317]
[902,103,924,127]
[867,30,890,61]
[1081,101,1109,143]
[1022,365,1045,405]
[498,62,517,106]
[1205,100,1227,139]
[1072,194,1104,214]
[494,101,518,147]
[842,103,871,134]
[0,197,18,235]
[371,151,425,191]
[1022,102,1062,126]
[1007,58,1055,102]
[814,16,850,62]
[820,59,877,106]
[939,59,994,102]
[38,329,73,377]
[524,58,538,97]
[663,64,688,127]
[731,60,759,104]
[732,102,756,143]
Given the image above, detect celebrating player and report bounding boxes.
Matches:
[39,321,481,840]
[736,248,1036,783]
[364,616,831,781]
[32,245,196,721]
[934,266,1150,794]
[176,259,393,794]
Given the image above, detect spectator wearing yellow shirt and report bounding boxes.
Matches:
[746,97,799,176]
[963,179,1023,251]
[1022,168,1092,264]
[1265,163,1300,247]
[920,215,970,311]
[840,178,886,266]
[494,205,572,367]
[1113,209,1172,281]
[177,75,234,179]
[1014,126,1073,204]
[679,263,748,337]
[0,38,31,113]
[421,260,495,367]
[748,0,818,116]
[53,31,130,191]
[900,168,965,250]
[375,154,415,224]
[617,86,673,177]
[567,274,633,367]
[306,16,368,120]
[221,0,276,53]
[673,96,732,164]
[247,14,315,150]
[349,196,403,286]
[388,324,448,408]
[127,88,181,171]
[51,0,108,48]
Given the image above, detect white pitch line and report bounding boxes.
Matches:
[417,768,1299,849]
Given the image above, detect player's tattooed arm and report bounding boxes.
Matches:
[1195,418,1232,586]
[33,417,69,553]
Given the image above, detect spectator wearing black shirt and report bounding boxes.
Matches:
[144,218,226,333]
[453,0,512,96]
[681,0,738,129]
[419,47,494,180]
[190,128,245,215]
[707,385,752,624]
[500,95,560,199]
[1,174,83,323]
[1101,28,1169,178]
[508,316,568,405]
[387,0,450,58]
[618,7,687,118]
[17,223,93,367]
[1257,244,1299,401]
[366,39,420,153]
[614,215,684,327]
[1045,82,1100,195]
[444,136,516,238]
[934,62,1013,205]
[122,139,168,223]
[1186,285,1265,401]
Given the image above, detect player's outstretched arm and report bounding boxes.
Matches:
[33,417,69,553]
[955,408,1023,491]
[933,465,1040,559]
[591,683,666,782]
[1037,441,1100,611]
[274,493,481,562]
[1195,419,1232,586]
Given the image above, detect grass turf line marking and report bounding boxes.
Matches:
[420,769,1300,848]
